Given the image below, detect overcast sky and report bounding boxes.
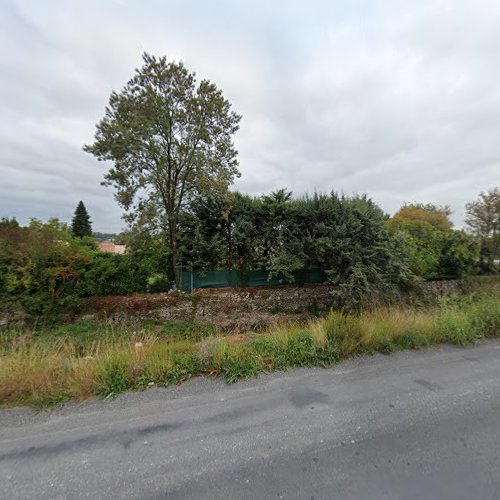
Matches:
[1,0,499,232]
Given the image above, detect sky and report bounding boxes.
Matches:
[1,0,499,232]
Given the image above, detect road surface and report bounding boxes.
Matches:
[1,340,500,499]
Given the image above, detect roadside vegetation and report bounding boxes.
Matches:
[1,279,498,410]
[1,51,497,320]
[0,53,498,410]
[1,191,496,320]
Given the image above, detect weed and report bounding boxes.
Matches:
[439,311,480,345]
[398,330,431,349]
[95,352,135,398]
[210,340,260,383]
[323,311,364,357]
[0,286,499,409]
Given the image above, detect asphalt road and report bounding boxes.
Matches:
[1,340,500,499]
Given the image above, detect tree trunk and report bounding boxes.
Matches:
[169,220,181,289]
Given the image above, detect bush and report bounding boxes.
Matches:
[77,253,151,296]
[389,219,479,280]
[0,219,91,318]
[147,273,171,293]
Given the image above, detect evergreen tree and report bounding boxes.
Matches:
[71,201,92,238]
[0,217,20,229]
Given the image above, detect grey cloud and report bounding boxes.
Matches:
[1,0,499,231]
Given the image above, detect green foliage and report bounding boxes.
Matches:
[180,191,414,306]
[1,282,499,408]
[0,217,20,229]
[120,221,172,282]
[393,203,452,231]
[77,253,151,296]
[284,330,323,366]
[210,342,260,383]
[157,321,216,341]
[84,52,241,286]
[261,190,305,282]
[398,330,431,349]
[467,296,500,337]
[439,311,478,345]
[163,353,201,384]
[323,311,364,356]
[71,201,92,238]
[95,353,132,397]
[466,187,500,273]
[438,230,479,278]
[389,213,479,280]
[139,349,201,387]
[389,220,441,278]
[0,220,160,318]
[0,219,92,317]
[146,273,171,293]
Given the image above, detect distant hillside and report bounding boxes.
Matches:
[93,232,117,242]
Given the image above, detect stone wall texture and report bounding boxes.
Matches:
[87,279,468,323]
[2,277,493,328]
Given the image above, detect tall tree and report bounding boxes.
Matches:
[466,187,500,272]
[71,201,92,238]
[84,53,241,286]
[393,203,452,231]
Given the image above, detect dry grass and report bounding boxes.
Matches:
[1,283,499,409]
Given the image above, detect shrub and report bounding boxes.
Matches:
[389,218,479,280]
[77,253,151,296]
[147,273,171,293]
[0,220,92,318]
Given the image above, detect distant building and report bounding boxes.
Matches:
[98,241,127,254]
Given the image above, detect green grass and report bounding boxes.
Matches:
[0,282,499,409]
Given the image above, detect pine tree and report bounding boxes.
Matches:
[71,201,92,238]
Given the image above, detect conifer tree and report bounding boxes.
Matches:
[71,201,92,238]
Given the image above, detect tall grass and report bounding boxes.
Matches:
[0,285,499,409]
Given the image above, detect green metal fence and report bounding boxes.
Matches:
[179,268,328,292]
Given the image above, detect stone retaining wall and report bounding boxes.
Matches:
[1,278,489,328]
[87,279,467,323]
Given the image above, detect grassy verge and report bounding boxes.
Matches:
[1,282,499,410]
